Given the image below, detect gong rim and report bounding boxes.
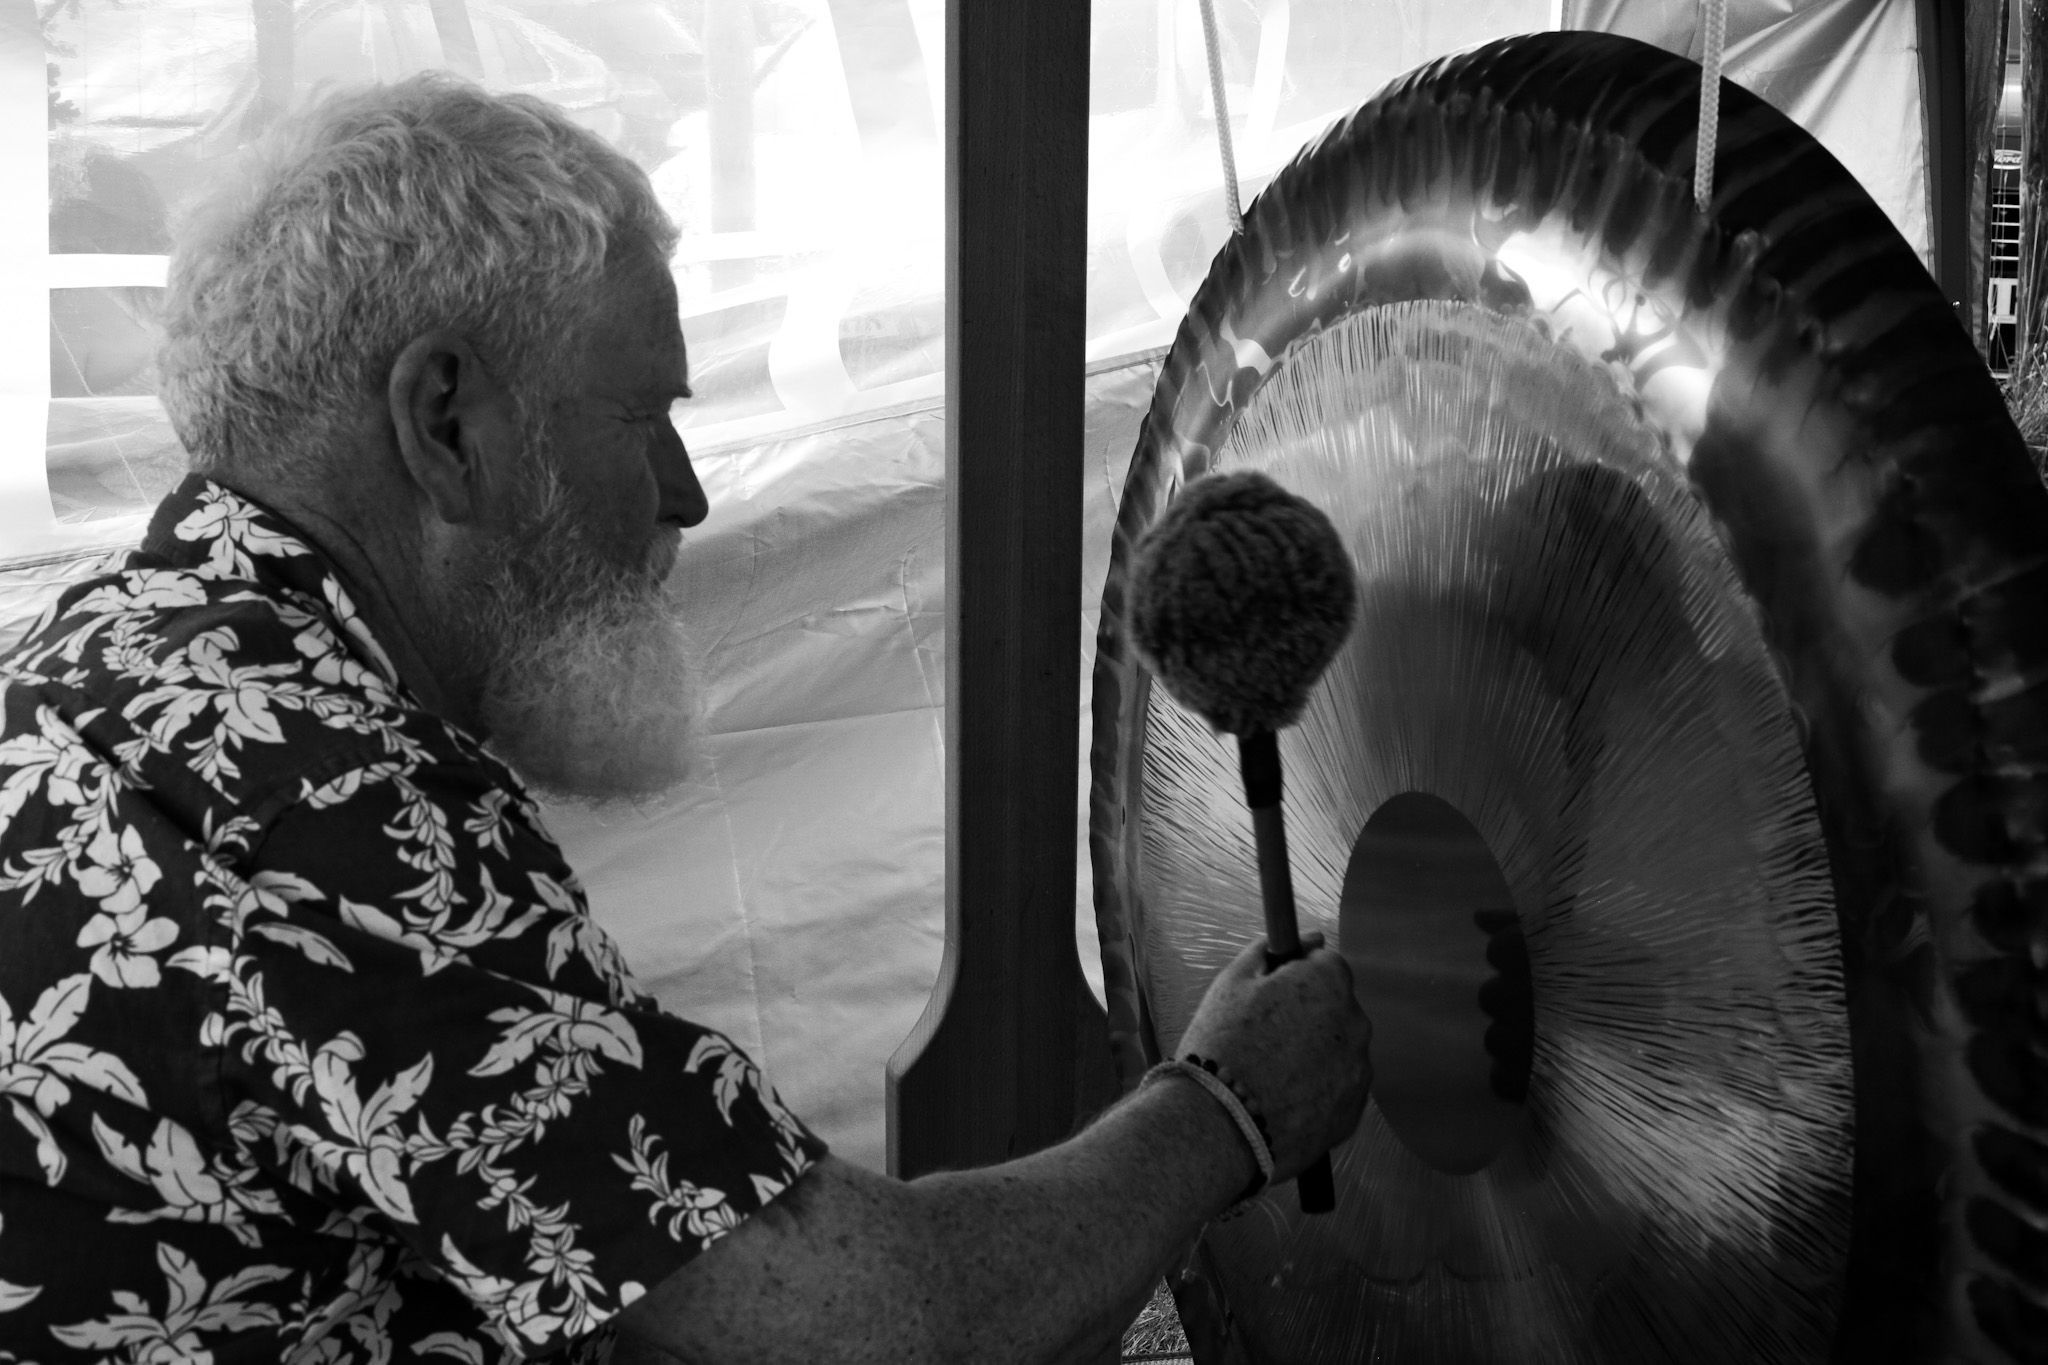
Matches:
[1087,30,2048,1365]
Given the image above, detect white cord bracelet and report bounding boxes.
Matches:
[1143,1055,1275,1208]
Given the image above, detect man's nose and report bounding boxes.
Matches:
[656,422,709,527]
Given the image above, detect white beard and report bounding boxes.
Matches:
[466,473,704,803]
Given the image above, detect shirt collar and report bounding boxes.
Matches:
[138,474,407,692]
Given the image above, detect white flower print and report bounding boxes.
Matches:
[74,825,160,917]
[0,713,114,907]
[530,872,634,1000]
[175,485,309,579]
[411,1330,490,1363]
[176,630,293,740]
[434,1238,565,1349]
[65,571,209,622]
[685,1033,814,1171]
[0,974,146,1182]
[101,634,161,683]
[92,1115,285,1246]
[77,902,180,989]
[215,866,322,938]
[469,992,643,1081]
[317,575,402,692]
[196,866,349,973]
[0,714,96,825]
[258,601,394,735]
[303,764,471,918]
[286,1033,434,1224]
[197,808,262,859]
[614,1117,742,1249]
[121,627,330,789]
[464,790,517,860]
[276,1236,403,1364]
[50,1242,289,1362]
[208,959,319,1106]
[340,860,549,978]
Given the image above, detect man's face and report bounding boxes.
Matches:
[459,253,712,802]
[542,250,707,571]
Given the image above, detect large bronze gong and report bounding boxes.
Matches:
[1088,32,2048,1365]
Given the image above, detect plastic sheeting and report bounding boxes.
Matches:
[1,0,1570,562]
[1566,0,1932,258]
[0,0,1946,559]
[0,0,1950,1167]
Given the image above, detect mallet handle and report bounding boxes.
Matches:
[1236,729,1336,1216]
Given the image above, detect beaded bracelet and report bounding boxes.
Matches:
[1142,1052,1275,1211]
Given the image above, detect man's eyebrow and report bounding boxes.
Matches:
[635,380,692,404]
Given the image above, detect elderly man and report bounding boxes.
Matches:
[0,78,1370,1363]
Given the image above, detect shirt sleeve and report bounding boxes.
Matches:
[195,749,827,1355]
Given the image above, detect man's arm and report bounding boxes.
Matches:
[614,939,1371,1364]
[615,1082,1243,1365]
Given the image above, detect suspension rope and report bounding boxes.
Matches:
[1694,0,1728,212]
[1196,0,1244,233]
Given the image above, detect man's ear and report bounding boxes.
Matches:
[387,331,521,525]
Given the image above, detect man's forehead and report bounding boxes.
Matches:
[589,347,690,402]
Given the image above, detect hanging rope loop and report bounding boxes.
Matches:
[1196,0,1244,233]
[1695,0,1729,211]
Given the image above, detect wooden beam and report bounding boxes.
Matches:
[1921,0,1974,317]
[887,0,1115,1181]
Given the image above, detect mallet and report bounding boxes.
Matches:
[1128,468,1358,1215]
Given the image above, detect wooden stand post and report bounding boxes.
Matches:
[887,0,1116,1183]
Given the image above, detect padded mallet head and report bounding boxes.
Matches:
[1129,470,1358,735]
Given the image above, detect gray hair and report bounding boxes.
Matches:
[159,74,679,478]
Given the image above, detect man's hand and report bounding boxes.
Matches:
[1174,933,1373,1184]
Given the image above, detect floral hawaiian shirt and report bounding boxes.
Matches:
[0,477,826,1363]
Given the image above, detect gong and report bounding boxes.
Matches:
[1088,31,2048,1365]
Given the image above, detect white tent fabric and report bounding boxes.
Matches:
[0,0,1940,1169]
[1565,0,1932,258]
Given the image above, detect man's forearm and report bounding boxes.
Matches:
[615,1073,1254,1364]
[902,1073,1255,1361]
